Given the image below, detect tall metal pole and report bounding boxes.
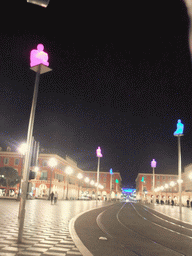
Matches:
[18,65,41,243]
[96,157,100,203]
[48,167,53,200]
[153,167,155,205]
[110,173,112,201]
[178,135,182,214]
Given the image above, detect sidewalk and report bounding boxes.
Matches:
[141,202,192,225]
[0,199,113,256]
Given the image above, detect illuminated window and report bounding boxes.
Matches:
[40,171,47,180]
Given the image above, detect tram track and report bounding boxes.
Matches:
[96,202,187,256]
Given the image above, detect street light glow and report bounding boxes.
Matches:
[77,173,83,179]
[48,158,57,168]
[170,181,175,187]
[165,184,169,189]
[65,166,73,175]
[85,177,89,183]
[18,143,28,155]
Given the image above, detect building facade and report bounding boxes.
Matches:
[136,166,192,205]
[0,148,122,200]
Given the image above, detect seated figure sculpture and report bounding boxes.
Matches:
[30,44,49,67]
[174,119,184,136]
[96,147,103,157]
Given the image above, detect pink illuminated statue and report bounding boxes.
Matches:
[96,147,103,158]
[30,44,49,67]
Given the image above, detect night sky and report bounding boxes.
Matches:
[0,0,192,187]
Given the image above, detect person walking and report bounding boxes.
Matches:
[50,191,54,205]
[54,191,58,204]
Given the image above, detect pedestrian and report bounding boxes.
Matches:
[187,199,190,207]
[191,201,192,208]
[54,191,58,204]
[50,191,54,205]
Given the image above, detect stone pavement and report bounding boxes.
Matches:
[141,202,192,224]
[0,199,112,256]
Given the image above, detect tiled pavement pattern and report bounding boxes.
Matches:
[0,199,110,256]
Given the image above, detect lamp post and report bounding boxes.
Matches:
[48,158,57,199]
[170,181,176,204]
[165,184,169,203]
[77,173,83,199]
[18,44,52,243]
[109,168,113,201]
[151,159,157,205]
[18,143,28,199]
[96,147,103,203]
[65,166,73,200]
[174,119,184,213]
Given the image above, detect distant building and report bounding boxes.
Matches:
[135,167,192,205]
[0,148,122,200]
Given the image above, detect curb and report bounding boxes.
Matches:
[69,202,115,256]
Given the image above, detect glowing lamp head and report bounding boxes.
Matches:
[77,173,83,179]
[48,158,57,168]
[151,159,157,168]
[96,147,103,157]
[110,168,113,175]
[30,44,49,67]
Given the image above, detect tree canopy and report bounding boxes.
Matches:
[0,167,20,189]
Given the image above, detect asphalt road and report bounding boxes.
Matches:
[74,202,192,256]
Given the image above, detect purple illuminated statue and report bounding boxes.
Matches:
[30,44,49,67]
[96,147,103,158]
[151,159,156,168]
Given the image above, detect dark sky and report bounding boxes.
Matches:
[0,0,192,187]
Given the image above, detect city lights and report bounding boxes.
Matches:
[77,173,83,179]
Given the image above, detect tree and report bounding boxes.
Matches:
[0,167,21,196]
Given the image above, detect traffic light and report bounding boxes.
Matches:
[27,0,50,8]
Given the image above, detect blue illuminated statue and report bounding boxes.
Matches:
[109,168,113,175]
[174,119,184,136]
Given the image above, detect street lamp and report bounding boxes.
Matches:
[96,147,103,203]
[77,173,83,199]
[151,159,156,205]
[65,166,73,200]
[109,168,113,201]
[170,181,176,203]
[18,44,52,243]
[48,158,57,199]
[165,184,169,202]
[18,143,28,198]
[174,119,184,213]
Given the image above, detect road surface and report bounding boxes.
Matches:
[74,202,192,256]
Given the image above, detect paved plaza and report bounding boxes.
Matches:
[0,199,111,256]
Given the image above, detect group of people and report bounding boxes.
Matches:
[50,191,58,204]
[187,199,192,207]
